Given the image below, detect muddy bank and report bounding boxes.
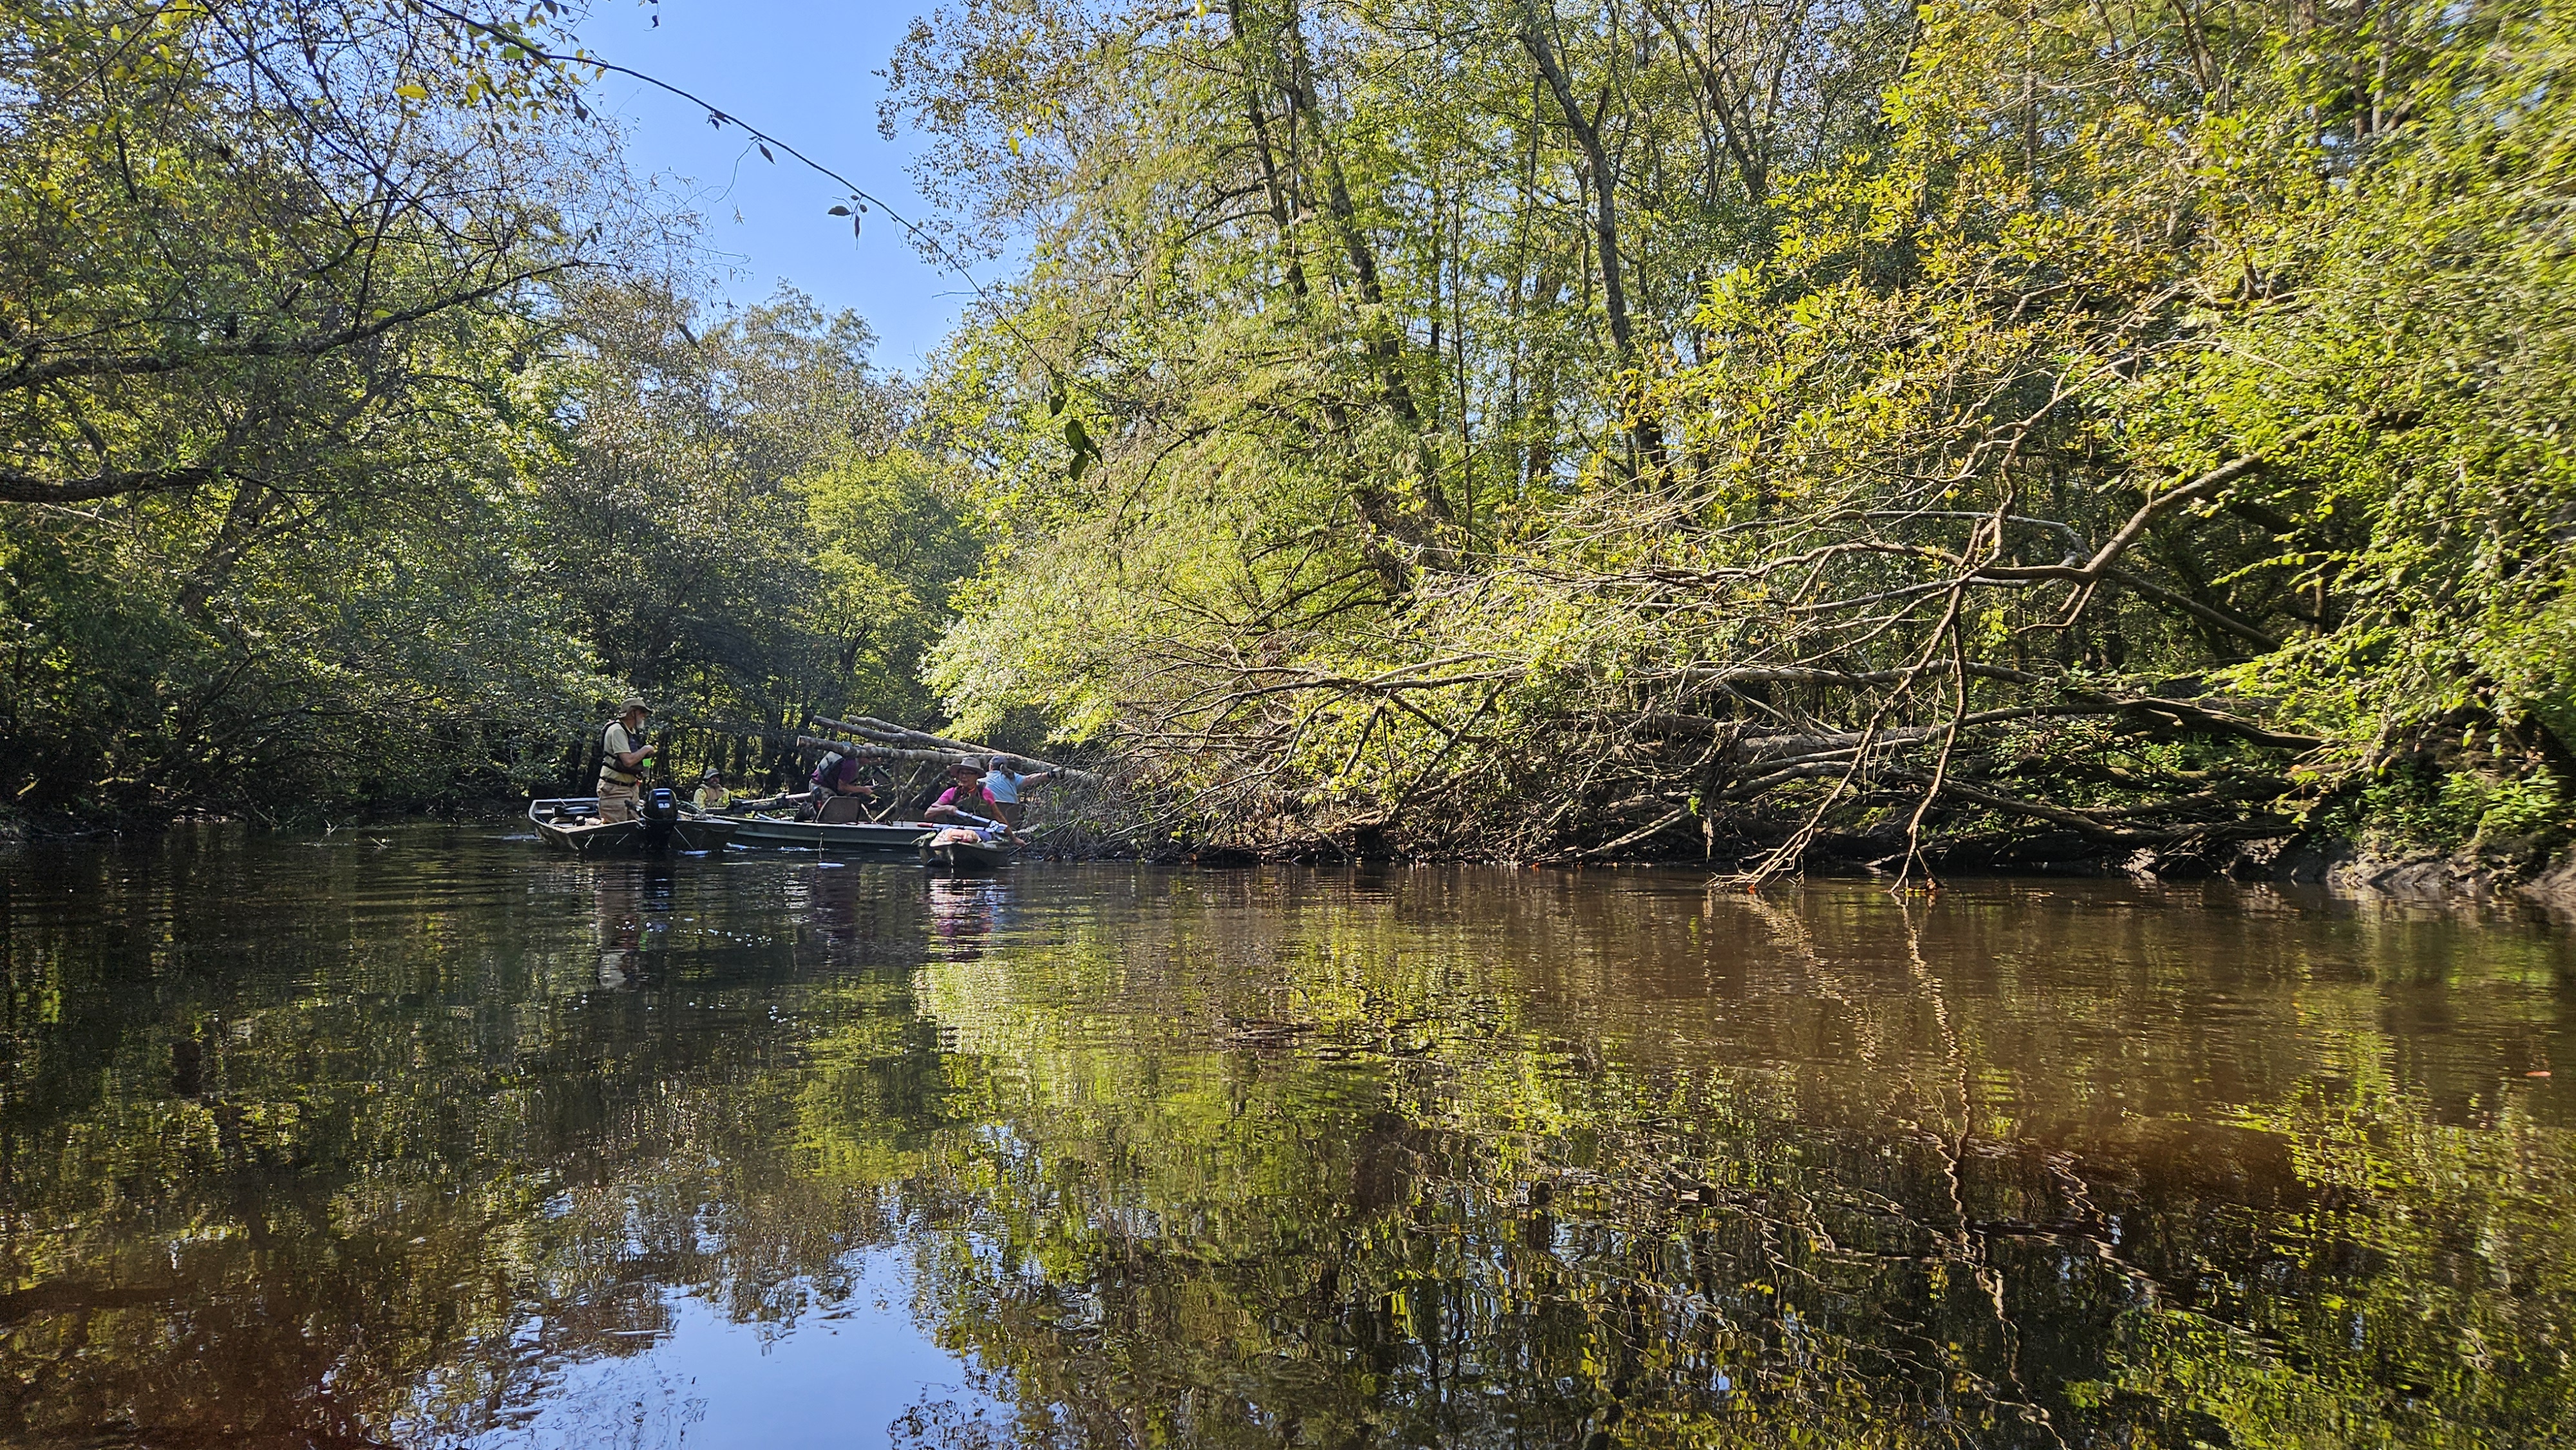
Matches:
[2228,836,2576,918]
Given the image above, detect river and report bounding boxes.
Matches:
[1,827,2570,1447]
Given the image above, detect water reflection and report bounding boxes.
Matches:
[926,877,1009,962]
[1,834,2570,1448]
[592,861,661,988]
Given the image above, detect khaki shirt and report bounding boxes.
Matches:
[599,721,644,786]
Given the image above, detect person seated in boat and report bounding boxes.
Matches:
[596,697,655,824]
[692,768,732,813]
[808,749,877,824]
[926,762,1000,826]
[980,757,1059,828]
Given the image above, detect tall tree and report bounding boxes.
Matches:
[898,0,2576,868]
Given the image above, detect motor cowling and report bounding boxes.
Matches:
[645,786,679,824]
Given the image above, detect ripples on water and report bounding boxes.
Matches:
[1,827,2571,1448]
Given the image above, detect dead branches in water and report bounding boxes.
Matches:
[1070,448,2327,874]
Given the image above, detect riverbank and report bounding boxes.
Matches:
[19,796,2576,925]
[0,797,522,848]
[2247,839,2576,919]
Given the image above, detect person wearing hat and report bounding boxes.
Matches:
[980,755,1059,829]
[692,767,733,813]
[925,760,1001,829]
[596,697,656,823]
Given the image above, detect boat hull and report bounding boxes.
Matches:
[921,835,1015,871]
[714,813,937,853]
[529,798,739,855]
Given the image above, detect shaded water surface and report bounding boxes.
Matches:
[3,829,2573,1448]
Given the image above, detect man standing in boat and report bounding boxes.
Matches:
[596,697,656,823]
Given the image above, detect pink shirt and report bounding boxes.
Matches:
[932,784,994,814]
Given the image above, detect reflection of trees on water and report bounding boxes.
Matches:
[883,874,2576,1449]
[1,840,945,1445]
[0,848,2570,1448]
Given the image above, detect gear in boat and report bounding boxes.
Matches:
[920,813,1018,871]
[699,792,940,852]
[529,789,739,854]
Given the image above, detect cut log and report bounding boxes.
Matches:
[817,715,991,755]
[822,716,1113,780]
[795,730,1103,786]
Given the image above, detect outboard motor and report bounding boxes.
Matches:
[645,786,679,825]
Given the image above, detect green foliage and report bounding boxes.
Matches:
[2322,764,2566,855]
[0,8,983,820]
[0,0,623,817]
[799,446,989,724]
[0,0,603,509]
[897,0,2576,865]
[531,281,987,786]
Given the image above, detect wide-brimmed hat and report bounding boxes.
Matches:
[699,767,721,780]
[619,695,650,713]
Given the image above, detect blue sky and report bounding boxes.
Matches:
[571,1,976,370]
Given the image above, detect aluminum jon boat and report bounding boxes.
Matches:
[529,794,740,855]
[712,811,938,853]
[920,830,1016,871]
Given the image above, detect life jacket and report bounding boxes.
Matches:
[598,720,643,786]
[811,751,847,791]
[930,782,993,816]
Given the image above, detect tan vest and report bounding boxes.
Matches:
[598,720,643,787]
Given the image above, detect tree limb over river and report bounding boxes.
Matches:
[7,0,2576,883]
[893,0,2576,874]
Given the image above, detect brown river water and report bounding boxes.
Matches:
[1,825,2571,1448]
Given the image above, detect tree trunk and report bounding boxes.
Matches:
[1520,1,1667,475]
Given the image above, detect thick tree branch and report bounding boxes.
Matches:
[0,265,573,393]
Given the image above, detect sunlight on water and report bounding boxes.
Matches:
[2,827,2571,1447]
